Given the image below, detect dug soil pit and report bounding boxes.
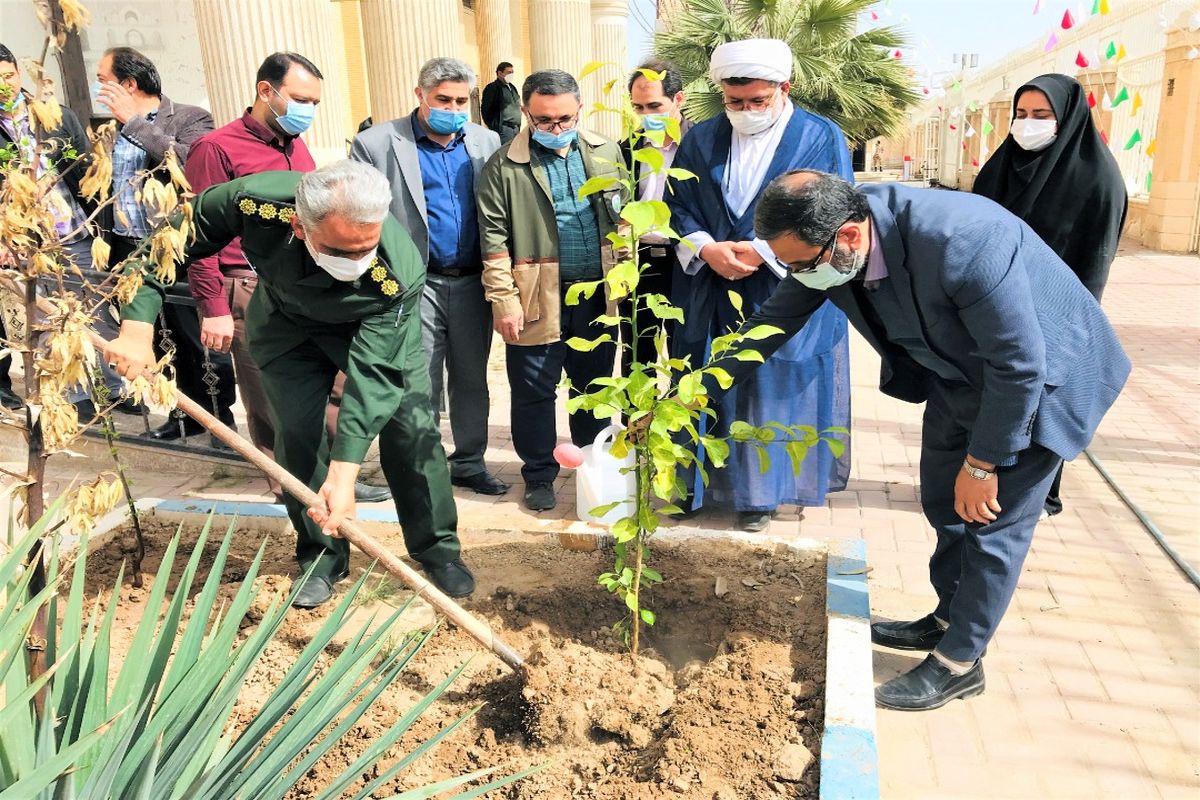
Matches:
[83,521,827,799]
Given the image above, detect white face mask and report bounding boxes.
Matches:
[725,91,781,136]
[1009,118,1057,152]
[303,235,376,282]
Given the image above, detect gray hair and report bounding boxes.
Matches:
[294,159,391,229]
[418,57,476,92]
[521,69,580,105]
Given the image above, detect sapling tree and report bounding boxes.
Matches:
[563,64,846,655]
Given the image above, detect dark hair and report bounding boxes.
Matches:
[104,47,161,96]
[627,58,682,97]
[0,44,16,68]
[521,69,580,105]
[496,61,513,73]
[754,170,870,244]
[256,52,323,88]
[721,76,780,88]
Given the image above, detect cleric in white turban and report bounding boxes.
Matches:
[661,35,855,534]
[709,37,794,85]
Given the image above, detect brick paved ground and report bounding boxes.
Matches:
[7,243,1197,798]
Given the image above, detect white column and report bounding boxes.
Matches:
[529,0,595,128]
[192,0,351,164]
[476,0,516,86]
[589,0,628,140]
[359,0,461,123]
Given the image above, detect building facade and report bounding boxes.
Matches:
[876,0,1200,253]
[4,0,630,162]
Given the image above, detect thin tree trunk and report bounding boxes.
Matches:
[22,278,49,714]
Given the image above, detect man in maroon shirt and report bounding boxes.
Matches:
[184,52,389,503]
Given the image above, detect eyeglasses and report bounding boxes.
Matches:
[722,94,777,112]
[529,112,579,133]
[773,219,848,274]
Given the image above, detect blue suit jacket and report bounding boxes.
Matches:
[722,183,1131,464]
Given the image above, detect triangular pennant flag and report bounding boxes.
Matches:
[1033,0,1041,13]
[949,123,958,130]
[871,11,879,20]
[1100,130,1109,144]
[1087,91,1097,108]
[1043,33,1058,52]
[1101,90,1112,110]
[1100,0,1110,14]
[965,124,977,138]
[1146,138,1157,157]
[971,158,980,167]
[1111,86,1129,107]
[1145,172,1152,192]
[1075,51,1090,68]
[982,120,995,136]
[893,49,903,59]
[968,100,979,112]
[1131,92,1143,115]
[1117,44,1127,61]
[1091,0,1100,14]
[922,86,931,95]
[1062,9,1075,28]
[1123,129,1142,150]
[1105,41,1117,59]
[952,79,962,91]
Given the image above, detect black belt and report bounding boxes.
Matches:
[427,267,481,277]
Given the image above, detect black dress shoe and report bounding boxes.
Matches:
[354,481,392,503]
[142,416,206,441]
[451,470,509,496]
[0,387,24,410]
[523,481,556,511]
[875,654,985,711]
[871,614,946,651]
[737,510,773,532]
[423,557,475,598]
[291,573,336,608]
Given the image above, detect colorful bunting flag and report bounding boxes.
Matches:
[922,86,931,95]
[893,49,903,59]
[968,100,979,112]
[1111,87,1130,107]
[871,11,879,21]
[1090,0,1100,15]
[1105,41,1117,59]
[1145,172,1152,192]
[949,123,958,130]
[1044,33,1058,52]
[971,158,980,167]
[1131,92,1143,115]
[1100,130,1109,144]
[1123,129,1142,150]
[1146,138,1157,157]
[1062,9,1075,29]
[1075,51,1090,68]
[1100,0,1110,14]
[965,124,977,138]
[1101,90,1112,110]
[952,79,962,91]
[1087,91,1097,108]
[982,120,995,136]
[1116,44,1127,62]
[1033,0,1041,13]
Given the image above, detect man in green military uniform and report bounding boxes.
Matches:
[104,160,474,607]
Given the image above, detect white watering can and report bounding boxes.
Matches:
[575,424,636,524]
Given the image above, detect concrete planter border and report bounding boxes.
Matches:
[86,498,880,798]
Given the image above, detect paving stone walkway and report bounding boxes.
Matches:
[10,243,1198,798]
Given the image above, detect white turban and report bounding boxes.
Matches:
[709,38,793,85]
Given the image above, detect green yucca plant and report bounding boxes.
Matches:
[0,509,537,799]
[656,0,922,143]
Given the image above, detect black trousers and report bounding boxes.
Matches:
[110,235,236,419]
[618,244,676,377]
[506,289,616,483]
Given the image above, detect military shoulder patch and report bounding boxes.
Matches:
[366,255,401,296]
[236,193,297,224]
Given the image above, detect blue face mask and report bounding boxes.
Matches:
[426,106,468,135]
[271,88,316,136]
[532,127,578,150]
[0,91,23,114]
[641,114,668,132]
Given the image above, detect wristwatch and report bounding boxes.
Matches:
[962,459,994,481]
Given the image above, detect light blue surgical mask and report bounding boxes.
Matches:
[532,127,578,150]
[271,88,316,136]
[789,245,866,291]
[427,107,468,135]
[641,114,668,132]
[0,91,23,114]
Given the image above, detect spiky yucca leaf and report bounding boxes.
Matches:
[0,513,538,799]
[656,0,921,143]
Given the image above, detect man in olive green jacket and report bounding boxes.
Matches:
[104,161,472,608]
[476,69,623,512]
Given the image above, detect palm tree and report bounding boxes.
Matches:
[655,0,921,144]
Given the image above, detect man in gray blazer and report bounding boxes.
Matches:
[709,171,1131,711]
[350,57,507,496]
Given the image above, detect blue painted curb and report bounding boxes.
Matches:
[821,538,880,799]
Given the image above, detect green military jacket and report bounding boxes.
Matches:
[122,171,426,465]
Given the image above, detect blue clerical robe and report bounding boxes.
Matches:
[667,106,853,510]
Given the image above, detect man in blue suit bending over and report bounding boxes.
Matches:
[714,170,1131,711]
